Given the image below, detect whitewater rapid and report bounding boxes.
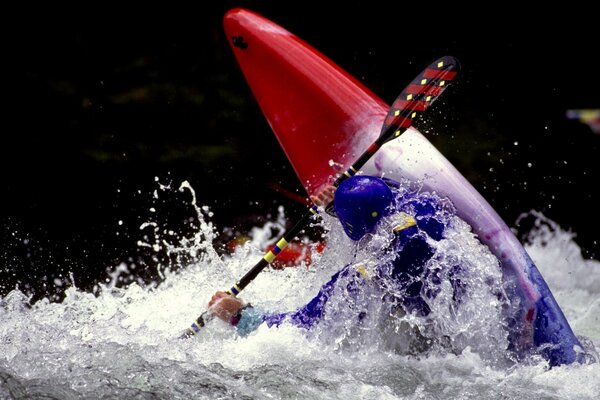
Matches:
[1,181,598,399]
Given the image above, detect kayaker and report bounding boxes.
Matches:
[207,175,463,348]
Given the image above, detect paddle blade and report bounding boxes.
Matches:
[381,56,461,143]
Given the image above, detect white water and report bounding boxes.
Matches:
[1,183,599,399]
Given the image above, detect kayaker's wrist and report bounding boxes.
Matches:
[230,304,253,326]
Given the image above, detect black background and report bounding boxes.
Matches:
[2,2,598,300]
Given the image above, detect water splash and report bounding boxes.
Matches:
[1,184,598,399]
[521,211,600,352]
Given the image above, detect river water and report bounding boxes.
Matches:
[1,182,598,399]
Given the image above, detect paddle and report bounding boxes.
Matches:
[182,55,461,338]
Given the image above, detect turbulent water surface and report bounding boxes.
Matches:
[1,182,599,399]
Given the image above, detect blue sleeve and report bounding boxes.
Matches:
[231,301,321,336]
[236,264,368,334]
[233,293,333,335]
[262,267,350,330]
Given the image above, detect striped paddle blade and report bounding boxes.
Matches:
[380,56,461,143]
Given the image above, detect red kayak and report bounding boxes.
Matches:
[223,8,582,366]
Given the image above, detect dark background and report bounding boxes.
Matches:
[2,2,598,300]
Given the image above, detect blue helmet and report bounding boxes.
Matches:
[334,176,394,241]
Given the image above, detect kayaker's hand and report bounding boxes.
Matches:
[208,291,244,322]
[310,185,336,207]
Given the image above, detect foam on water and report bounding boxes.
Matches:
[1,182,598,399]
